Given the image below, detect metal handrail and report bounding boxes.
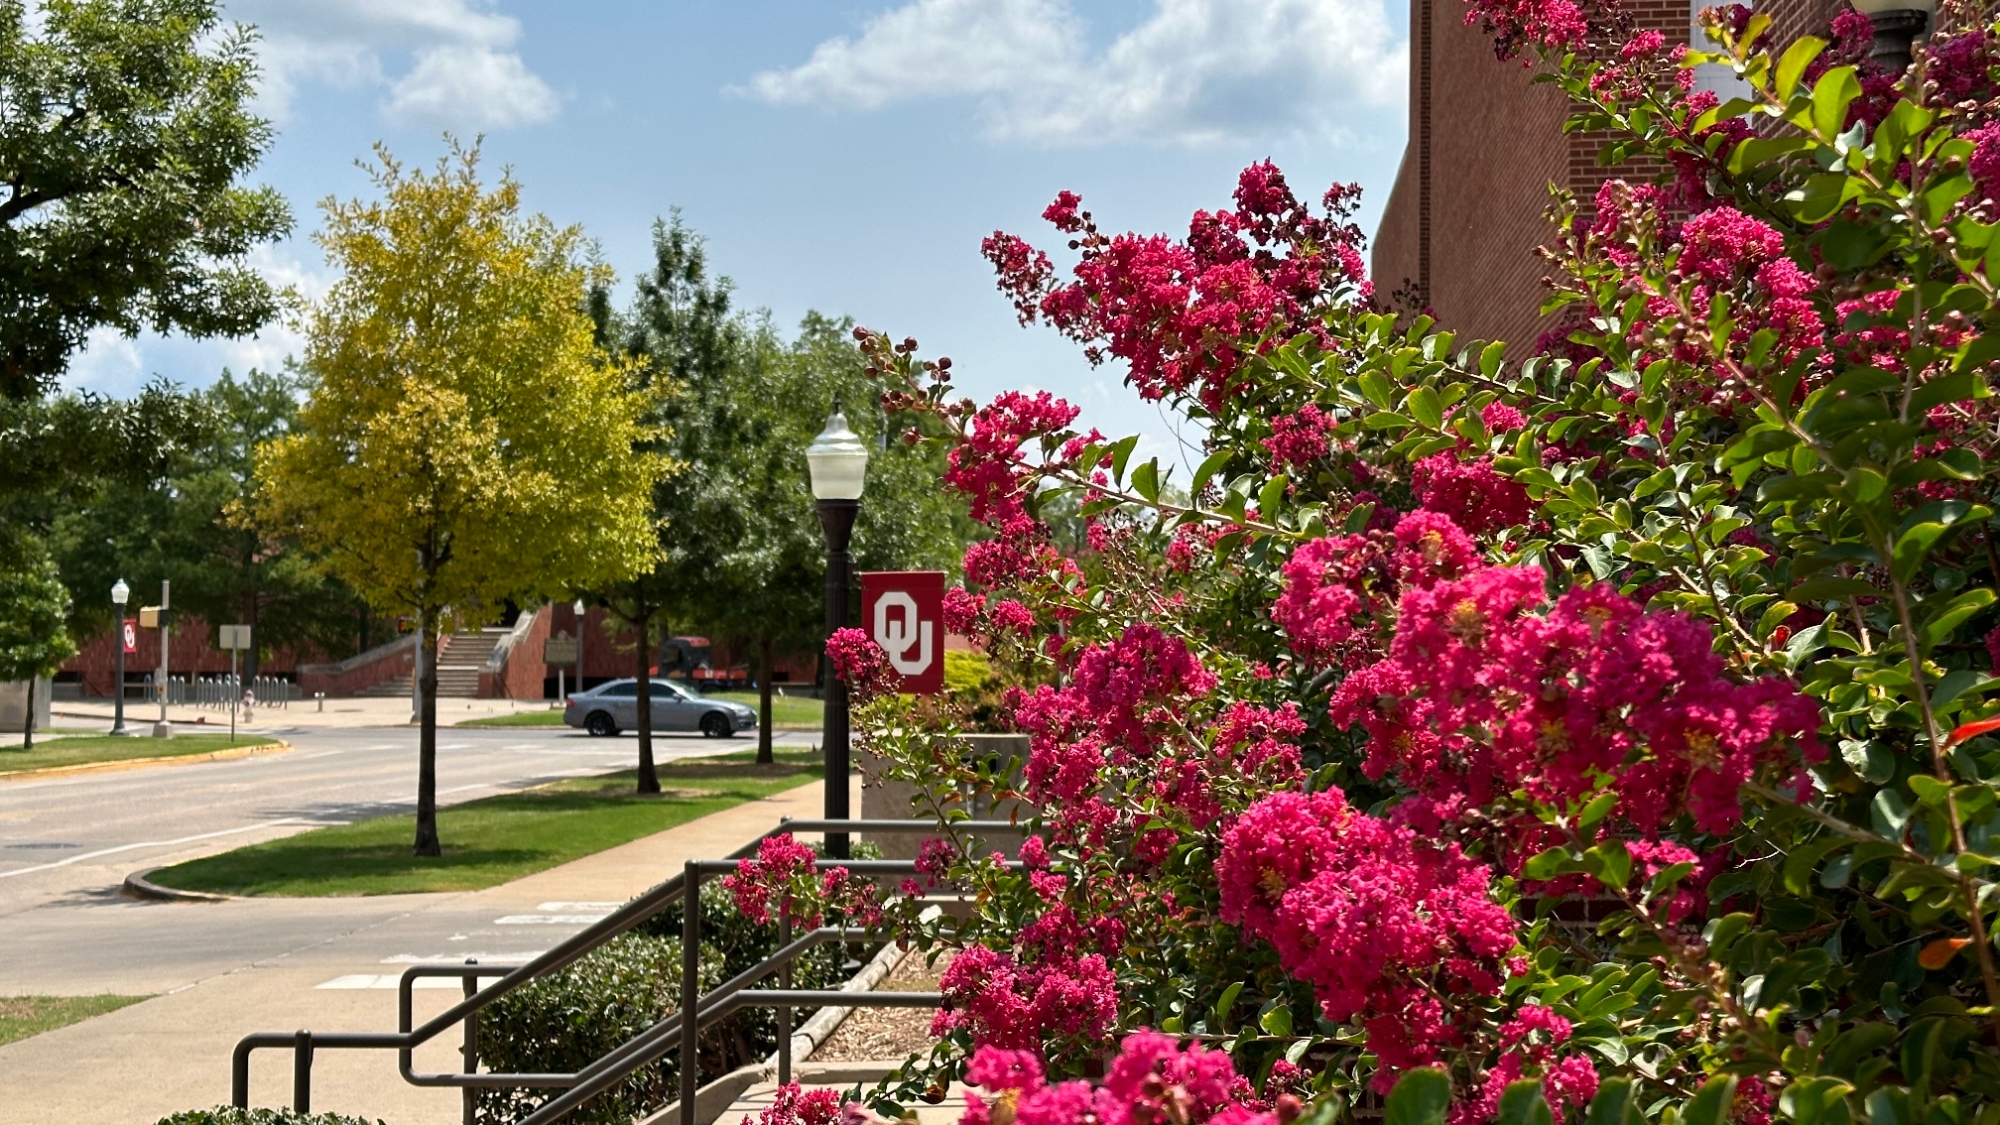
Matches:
[230,817,1026,1121]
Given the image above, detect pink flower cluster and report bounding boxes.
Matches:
[826,628,902,702]
[1330,565,1823,835]
[1461,0,1587,61]
[960,1033,1279,1125]
[1454,1006,1600,1125]
[982,163,1369,410]
[1216,788,1518,1091]
[1410,453,1535,536]
[944,586,1038,643]
[1271,511,1484,666]
[1263,405,1333,471]
[745,1084,844,1125]
[1013,625,1229,843]
[722,833,881,930]
[932,944,1119,1051]
[945,391,1083,535]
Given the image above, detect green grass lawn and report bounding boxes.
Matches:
[144,748,823,897]
[457,692,822,729]
[0,733,277,776]
[0,995,151,1047]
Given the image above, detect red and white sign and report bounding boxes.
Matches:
[860,571,945,694]
[121,618,137,655]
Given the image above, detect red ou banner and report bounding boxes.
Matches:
[859,571,945,694]
[121,618,137,655]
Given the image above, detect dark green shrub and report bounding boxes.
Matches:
[155,1109,385,1125]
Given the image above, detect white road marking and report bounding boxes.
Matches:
[380,951,545,964]
[439,742,473,750]
[495,914,609,925]
[316,974,472,990]
[536,902,619,912]
[0,818,305,879]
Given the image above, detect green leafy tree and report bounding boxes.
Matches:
[595,216,968,767]
[0,0,290,400]
[0,538,75,750]
[258,143,665,855]
[51,370,367,677]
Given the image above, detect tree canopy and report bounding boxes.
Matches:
[258,142,666,852]
[0,0,291,401]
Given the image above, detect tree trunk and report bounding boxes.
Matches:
[635,607,660,794]
[756,637,774,765]
[21,676,34,751]
[243,594,261,684]
[413,612,442,856]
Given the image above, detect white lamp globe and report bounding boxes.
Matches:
[111,578,129,606]
[806,406,870,501]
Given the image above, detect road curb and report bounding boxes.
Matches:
[122,866,235,903]
[0,739,290,783]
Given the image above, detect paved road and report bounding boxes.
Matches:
[0,724,822,994]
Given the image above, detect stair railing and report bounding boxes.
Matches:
[231,818,1025,1124]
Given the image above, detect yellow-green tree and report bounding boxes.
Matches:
[258,142,666,856]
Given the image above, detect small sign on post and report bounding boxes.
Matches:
[859,571,946,694]
[542,636,579,665]
[121,619,137,655]
[219,625,251,741]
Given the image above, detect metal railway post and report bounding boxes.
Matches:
[680,862,701,1125]
[463,962,481,1125]
[293,1029,314,1114]
[777,912,792,1086]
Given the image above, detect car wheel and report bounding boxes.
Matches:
[700,712,734,739]
[585,711,619,737]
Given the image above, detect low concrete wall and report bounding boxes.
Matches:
[860,731,1031,859]
[297,634,417,698]
[0,678,53,733]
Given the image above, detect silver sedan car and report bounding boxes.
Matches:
[563,679,756,738]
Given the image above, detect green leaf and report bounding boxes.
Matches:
[1872,789,1912,837]
[1811,66,1862,141]
[1777,36,1828,101]
[1576,791,1619,832]
[1924,587,1996,648]
[1909,371,1983,414]
[1385,1069,1452,1125]
[1108,435,1140,485]
[1259,1002,1293,1038]
[1585,1079,1645,1125]
[1191,450,1233,495]
[1258,475,1288,520]
[1524,846,1579,880]
[1407,386,1444,431]
[1789,577,1879,602]
[1784,839,1845,895]
[1498,1081,1554,1125]
[1131,459,1160,503]
[1682,1076,1740,1125]
[1480,340,1507,378]
[1214,982,1245,1030]
[1585,839,1632,890]
[1357,371,1398,410]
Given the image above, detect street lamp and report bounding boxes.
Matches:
[573,598,586,695]
[110,579,130,736]
[1852,0,1932,70]
[806,399,869,859]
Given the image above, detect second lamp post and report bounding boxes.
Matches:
[805,399,869,859]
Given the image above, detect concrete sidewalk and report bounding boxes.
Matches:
[0,777,857,1125]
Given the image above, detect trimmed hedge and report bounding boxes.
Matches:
[155,1110,386,1125]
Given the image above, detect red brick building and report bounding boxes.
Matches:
[1372,0,1845,346]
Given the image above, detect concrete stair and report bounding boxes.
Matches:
[354,629,507,698]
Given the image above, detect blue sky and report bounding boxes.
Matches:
[67,0,1412,464]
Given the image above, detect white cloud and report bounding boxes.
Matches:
[743,0,1405,146]
[225,0,561,129]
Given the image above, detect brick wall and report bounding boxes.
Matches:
[1375,0,1833,350]
[61,615,326,698]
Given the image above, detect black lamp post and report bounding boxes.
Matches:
[110,578,130,736]
[1854,0,1932,70]
[806,399,869,859]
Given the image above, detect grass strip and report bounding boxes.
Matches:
[0,995,151,1047]
[0,733,274,777]
[458,691,822,729]
[145,748,823,897]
